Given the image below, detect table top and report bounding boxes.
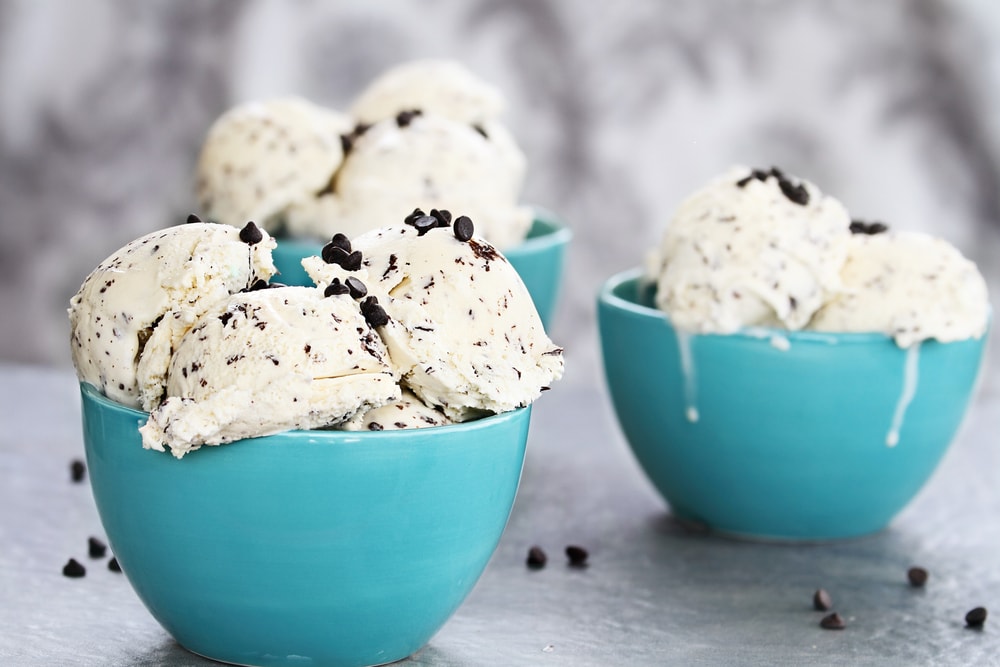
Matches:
[2,362,999,666]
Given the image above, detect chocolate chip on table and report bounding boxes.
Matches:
[345,276,367,299]
[566,545,589,567]
[820,612,846,630]
[186,214,202,224]
[412,215,438,236]
[324,279,350,297]
[527,546,547,569]
[70,459,86,483]
[453,215,475,242]
[907,566,929,587]
[88,537,107,559]
[395,109,422,127]
[849,220,889,235]
[813,589,833,611]
[360,296,389,328]
[62,558,86,578]
[430,209,452,227]
[966,607,988,628]
[239,221,264,245]
[328,233,352,253]
[108,557,122,573]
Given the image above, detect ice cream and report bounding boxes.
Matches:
[340,389,451,431]
[139,286,399,457]
[195,97,351,232]
[68,221,276,410]
[810,229,990,347]
[303,211,564,420]
[646,166,851,334]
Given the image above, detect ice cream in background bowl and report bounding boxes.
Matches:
[70,216,563,666]
[598,166,989,541]
[195,60,571,329]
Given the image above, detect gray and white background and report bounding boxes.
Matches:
[2,0,999,388]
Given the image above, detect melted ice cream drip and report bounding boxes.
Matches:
[675,330,699,423]
[886,342,921,447]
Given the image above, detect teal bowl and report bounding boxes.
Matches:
[80,382,530,666]
[598,268,988,541]
[272,211,572,329]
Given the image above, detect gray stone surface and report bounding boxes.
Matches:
[2,363,999,666]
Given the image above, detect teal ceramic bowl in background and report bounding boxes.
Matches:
[598,268,988,541]
[272,210,572,330]
[81,383,530,667]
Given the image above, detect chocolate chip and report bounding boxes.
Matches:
[736,168,769,188]
[472,124,489,139]
[329,233,352,253]
[345,276,367,299]
[324,279,350,297]
[62,558,86,578]
[239,221,264,245]
[813,589,833,611]
[108,557,122,573]
[907,566,929,587]
[340,134,353,154]
[352,122,371,137]
[430,209,452,227]
[778,178,810,206]
[244,278,270,292]
[527,546,547,569]
[966,607,988,628]
[404,208,426,225]
[820,612,846,630]
[368,422,384,431]
[849,220,889,235]
[322,243,350,265]
[412,215,438,236]
[342,250,363,271]
[88,537,107,559]
[70,459,86,483]
[360,296,389,328]
[186,214,202,224]
[566,545,589,567]
[395,109,422,127]
[454,215,474,242]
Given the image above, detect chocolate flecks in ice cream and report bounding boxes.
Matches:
[849,219,889,235]
[395,109,423,127]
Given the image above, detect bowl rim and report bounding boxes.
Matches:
[599,267,991,347]
[80,381,531,444]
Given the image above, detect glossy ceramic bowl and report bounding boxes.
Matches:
[598,268,988,541]
[272,211,572,329]
[81,382,530,667]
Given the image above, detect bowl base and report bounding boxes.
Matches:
[185,644,419,667]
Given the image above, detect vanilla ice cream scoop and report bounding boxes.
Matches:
[809,229,989,347]
[196,97,351,232]
[69,222,276,410]
[351,59,505,126]
[139,286,399,458]
[286,113,531,249]
[340,389,451,431]
[647,166,852,333]
[303,215,563,420]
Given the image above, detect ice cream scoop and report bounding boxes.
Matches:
[139,285,399,457]
[68,222,276,410]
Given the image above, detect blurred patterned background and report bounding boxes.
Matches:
[1,0,998,388]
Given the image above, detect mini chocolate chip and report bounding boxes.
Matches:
[404,207,426,225]
[360,296,389,328]
[395,109,422,127]
[778,178,809,206]
[88,537,107,559]
[324,279,350,297]
[368,422,384,431]
[849,220,889,235]
[907,566,929,587]
[239,221,264,245]
[472,124,489,139]
[813,589,833,611]
[186,214,202,224]
[412,215,438,236]
[108,557,122,573]
[430,209,452,227]
[769,166,785,180]
[566,545,589,567]
[966,607,988,628]
[62,558,86,578]
[70,459,86,483]
[345,276,367,299]
[454,215,474,242]
[322,243,350,265]
[329,233,352,253]
[342,250,363,271]
[340,134,353,154]
[736,168,770,188]
[527,546,547,568]
[820,612,846,630]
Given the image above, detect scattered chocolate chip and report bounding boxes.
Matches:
[345,276,367,299]
[820,612,846,630]
[778,178,810,206]
[907,566,929,587]
[360,297,389,328]
[62,558,86,578]
[566,545,589,567]
[472,124,489,139]
[527,546,547,569]
[186,214,202,224]
[412,215,438,236]
[70,459,86,483]
[430,209,452,227]
[404,208,426,225]
[88,537,107,559]
[966,607,988,628]
[813,589,833,611]
[454,215,474,242]
[395,109,422,127]
[342,250,363,271]
[339,134,353,155]
[849,220,889,235]
[329,233,352,253]
[322,243,350,265]
[239,221,264,245]
[324,279,350,297]
[108,557,122,573]
[736,168,769,188]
